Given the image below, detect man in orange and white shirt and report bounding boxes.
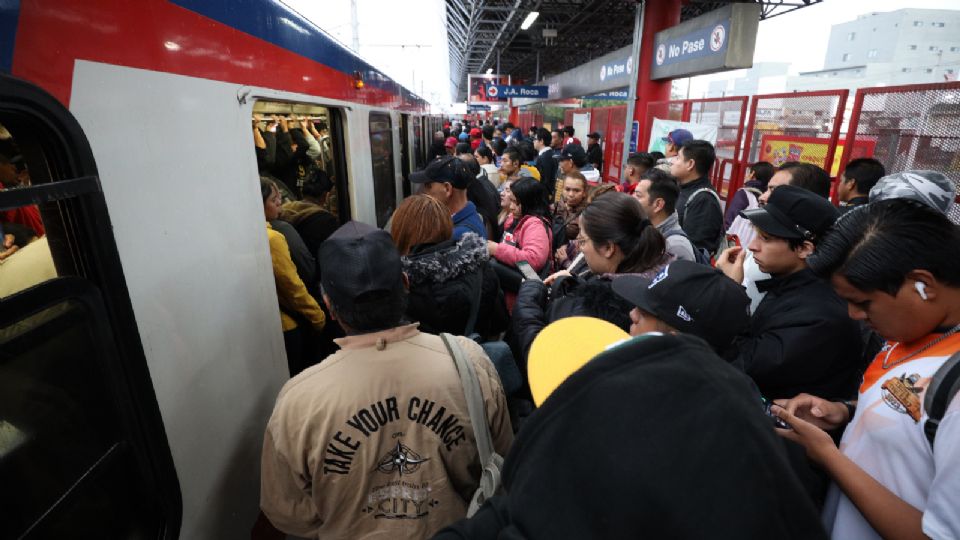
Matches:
[775,199,960,540]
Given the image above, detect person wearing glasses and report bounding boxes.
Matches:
[511,192,668,376]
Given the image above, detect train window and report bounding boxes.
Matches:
[1,292,159,538]
[0,123,57,298]
[400,114,412,197]
[250,101,348,221]
[369,112,397,228]
[412,115,424,169]
[0,74,180,537]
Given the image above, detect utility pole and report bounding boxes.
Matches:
[350,0,360,52]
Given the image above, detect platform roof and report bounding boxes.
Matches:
[447,0,823,102]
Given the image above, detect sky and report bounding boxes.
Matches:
[282,0,451,109]
[284,0,959,107]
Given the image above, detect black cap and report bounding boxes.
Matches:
[558,143,587,165]
[740,184,839,240]
[319,221,403,309]
[611,261,750,352]
[409,155,473,189]
[587,132,601,139]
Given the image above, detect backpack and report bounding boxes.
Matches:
[924,351,960,448]
[686,187,728,257]
[440,334,504,516]
[663,229,712,266]
[726,187,763,247]
[550,211,579,252]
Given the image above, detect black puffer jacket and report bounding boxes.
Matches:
[732,268,863,400]
[434,334,827,540]
[402,233,508,337]
[511,273,650,374]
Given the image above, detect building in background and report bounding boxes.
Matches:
[788,8,960,92]
[703,62,791,98]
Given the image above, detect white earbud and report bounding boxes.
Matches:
[915,281,929,301]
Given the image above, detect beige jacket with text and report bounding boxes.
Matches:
[260,324,513,539]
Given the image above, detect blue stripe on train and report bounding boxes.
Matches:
[169,0,412,96]
[0,0,20,73]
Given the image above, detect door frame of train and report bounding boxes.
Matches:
[0,72,182,538]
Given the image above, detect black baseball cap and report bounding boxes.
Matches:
[611,261,750,352]
[587,131,601,139]
[558,143,587,165]
[740,184,839,241]
[319,221,403,309]
[409,155,473,189]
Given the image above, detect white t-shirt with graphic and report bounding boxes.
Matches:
[822,333,960,539]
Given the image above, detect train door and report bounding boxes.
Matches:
[250,101,350,222]
[400,114,412,197]
[0,75,181,537]
[412,114,424,170]
[368,112,397,228]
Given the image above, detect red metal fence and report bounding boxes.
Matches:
[837,81,960,222]
[738,90,848,197]
[563,105,629,182]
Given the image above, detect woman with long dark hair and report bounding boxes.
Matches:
[487,178,553,307]
[512,192,668,371]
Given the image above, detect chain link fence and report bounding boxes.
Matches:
[839,82,960,223]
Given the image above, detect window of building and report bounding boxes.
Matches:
[368,112,397,228]
[930,46,938,51]
[947,69,956,75]
[933,22,945,28]
[902,67,912,73]
[847,32,856,41]
[926,68,934,73]
[841,53,851,62]
[951,47,959,52]
[909,45,918,50]
[867,49,878,59]
[913,20,923,27]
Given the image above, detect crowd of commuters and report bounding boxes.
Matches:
[250,116,960,540]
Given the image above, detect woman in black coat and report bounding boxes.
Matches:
[391,194,508,338]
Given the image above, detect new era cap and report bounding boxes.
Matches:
[319,221,403,310]
[444,136,457,148]
[662,129,693,147]
[469,127,482,137]
[611,261,750,352]
[409,155,474,189]
[740,184,839,240]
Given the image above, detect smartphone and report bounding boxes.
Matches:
[517,260,541,282]
[761,397,792,430]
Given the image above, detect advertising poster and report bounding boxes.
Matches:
[758,135,877,176]
[467,74,509,105]
[648,119,718,153]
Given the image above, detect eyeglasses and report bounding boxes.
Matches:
[575,235,590,247]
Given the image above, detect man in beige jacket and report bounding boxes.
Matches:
[259,221,513,539]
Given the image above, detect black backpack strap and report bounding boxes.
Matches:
[463,268,484,336]
[923,351,960,448]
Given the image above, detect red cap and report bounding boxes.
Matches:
[444,137,458,148]
[469,127,482,137]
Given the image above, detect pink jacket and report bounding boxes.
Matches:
[494,215,551,272]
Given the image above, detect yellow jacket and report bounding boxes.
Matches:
[267,223,325,332]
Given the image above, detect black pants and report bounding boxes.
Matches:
[283,327,304,378]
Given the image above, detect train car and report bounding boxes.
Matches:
[0,1,441,537]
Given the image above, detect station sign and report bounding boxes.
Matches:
[468,104,492,111]
[651,3,760,80]
[598,56,633,83]
[490,85,548,99]
[585,89,629,100]
[467,73,509,105]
